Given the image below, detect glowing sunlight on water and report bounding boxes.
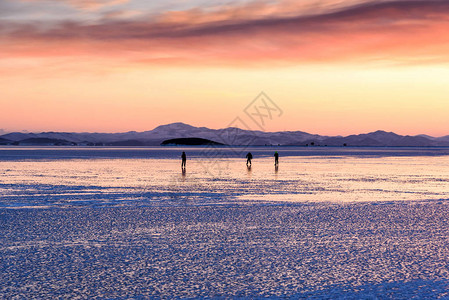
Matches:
[1,147,448,208]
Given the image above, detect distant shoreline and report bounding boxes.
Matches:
[1,146,449,162]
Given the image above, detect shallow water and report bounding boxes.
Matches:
[0,147,449,208]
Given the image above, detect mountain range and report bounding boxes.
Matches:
[1,122,448,147]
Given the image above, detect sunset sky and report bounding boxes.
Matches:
[1,0,449,136]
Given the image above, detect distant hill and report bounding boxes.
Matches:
[161,138,224,146]
[437,135,449,143]
[17,138,75,146]
[0,123,448,147]
[0,137,11,145]
[109,140,146,146]
[288,131,444,147]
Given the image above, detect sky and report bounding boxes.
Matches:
[1,0,449,136]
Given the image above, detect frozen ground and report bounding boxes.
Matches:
[2,204,449,298]
[1,147,449,208]
[1,147,449,298]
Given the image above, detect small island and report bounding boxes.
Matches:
[161,137,224,146]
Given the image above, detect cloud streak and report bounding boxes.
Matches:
[19,0,130,11]
[2,0,449,67]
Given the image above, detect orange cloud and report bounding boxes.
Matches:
[2,0,449,68]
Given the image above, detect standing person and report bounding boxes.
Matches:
[274,151,279,166]
[246,152,253,166]
[181,151,186,169]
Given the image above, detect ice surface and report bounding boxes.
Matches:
[1,146,449,298]
[1,147,449,208]
[2,205,449,298]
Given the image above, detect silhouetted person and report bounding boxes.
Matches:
[181,151,186,169]
[246,152,253,166]
[274,151,279,166]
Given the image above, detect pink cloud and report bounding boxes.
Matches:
[2,0,449,67]
[19,0,129,10]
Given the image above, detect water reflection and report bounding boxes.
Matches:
[1,154,449,208]
[246,165,252,178]
[181,168,186,181]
